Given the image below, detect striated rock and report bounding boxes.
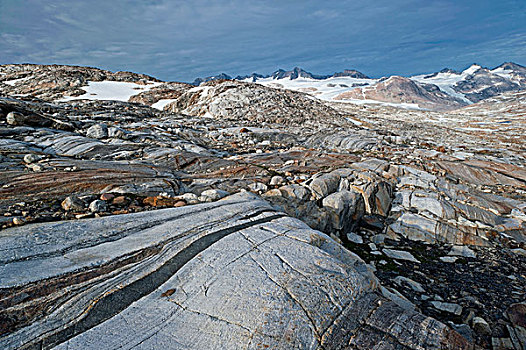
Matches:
[0,193,469,349]
[86,123,108,139]
[1,63,524,349]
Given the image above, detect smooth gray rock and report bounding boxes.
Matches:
[383,248,420,263]
[86,123,109,139]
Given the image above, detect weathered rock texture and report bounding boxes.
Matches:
[0,193,468,350]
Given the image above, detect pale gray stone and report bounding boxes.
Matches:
[383,248,420,263]
[88,199,107,213]
[61,195,85,211]
[430,301,463,315]
[23,153,42,164]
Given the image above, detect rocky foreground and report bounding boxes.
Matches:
[0,64,525,349]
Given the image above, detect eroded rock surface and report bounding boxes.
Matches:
[0,193,468,350]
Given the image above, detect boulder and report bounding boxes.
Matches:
[86,124,109,139]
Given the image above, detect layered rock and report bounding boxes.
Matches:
[0,193,468,350]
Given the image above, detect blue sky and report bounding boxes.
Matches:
[1,0,525,82]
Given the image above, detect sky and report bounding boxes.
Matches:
[0,0,525,82]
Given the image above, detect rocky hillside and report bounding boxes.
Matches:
[333,76,468,111]
[0,63,525,350]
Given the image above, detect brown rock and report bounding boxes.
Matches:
[507,303,526,328]
[100,193,115,201]
[112,196,129,205]
[143,196,186,207]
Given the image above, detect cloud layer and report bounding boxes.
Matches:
[1,0,525,82]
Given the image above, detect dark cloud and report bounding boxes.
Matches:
[0,0,524,82]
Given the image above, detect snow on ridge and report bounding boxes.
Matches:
[151,98,178,110]
[462,64,482,76]
[252,75,377,101]
[3,76,31,86]
[59,81,162,102]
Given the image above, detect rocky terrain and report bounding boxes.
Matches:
[0,63,525,349]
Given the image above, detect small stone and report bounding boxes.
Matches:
[371,234,386,245]
[100,193,115,201]
[6,111,51,127]
[28,164,43,172]
[248,182,268,192]
[179,193,199,204]
[270,176,285,186]
[12,217,25,225]
[472,316,491,335]
[112,196,129,205]
[430,301,462,315]
[440,256,458,263]
[23,154,43,164]
[346,232,363,244]
[86,124,109,139]
[75,213,93,219]
[89,200,107,213]
[448,245,476,258]
[394,276,425,293]
[383,248,420,263]
[61,195,85,211]
[198,189,229,202]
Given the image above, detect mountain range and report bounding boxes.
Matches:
[193,62,526,111]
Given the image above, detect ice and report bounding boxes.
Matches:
[151,98,177,110]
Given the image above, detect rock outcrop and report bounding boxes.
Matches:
[0,193,469,350]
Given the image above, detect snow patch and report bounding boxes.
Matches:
[151,99,177,110]
[3,76,31,86]
[59,81,162,102]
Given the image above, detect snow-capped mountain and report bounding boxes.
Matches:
[193,62,526,111]
[412,63,526,103]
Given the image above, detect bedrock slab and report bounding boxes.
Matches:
[0,193,469,350]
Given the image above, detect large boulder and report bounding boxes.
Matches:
[0,193,469,350]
